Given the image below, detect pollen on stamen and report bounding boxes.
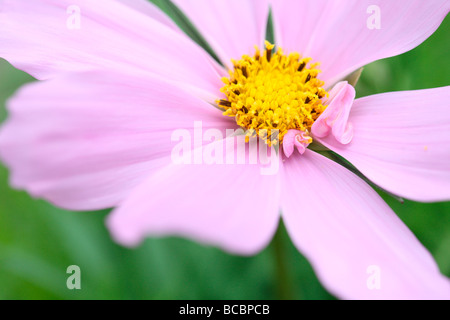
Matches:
[217,41,329,146]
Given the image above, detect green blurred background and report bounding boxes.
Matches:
[0,1,449,300]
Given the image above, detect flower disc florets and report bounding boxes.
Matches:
[218,41,328,145]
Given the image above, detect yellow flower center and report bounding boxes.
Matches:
[218,41,328,145]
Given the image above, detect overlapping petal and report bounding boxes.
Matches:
[0,0,224,99]
[116,0,180,32]
[108,137,281,255]
[172,0,270,68]
[318,87,450,202]
[271,0,450,86]
[281,150,450,299]
[0,71,232,210]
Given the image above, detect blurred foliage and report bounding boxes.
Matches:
[0,1,449,300]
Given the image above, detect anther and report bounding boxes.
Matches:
[305,74,311,83]
[242,66,248,78]
[219,99,232,107]
[298,62,306,72]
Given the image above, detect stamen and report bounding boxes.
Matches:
[218,41,328,146]
[298,62,306,72]
[266,47,272,62]
[218,99,232,107]
[241,66,248,78]
[305,74,312,83]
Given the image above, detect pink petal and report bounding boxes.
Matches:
[116,0,180,32]
[281,150,450,299]
[271,0,450,86]
[0,71,232,210]
[107,136,281,255]
[172,0,270,68]
[0,0,224,99]
[282,132,296,158]
[282,129,311,157]
[318,86,450,202]
[312,81,355,144]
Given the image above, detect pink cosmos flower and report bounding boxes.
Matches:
[0,0,449,299]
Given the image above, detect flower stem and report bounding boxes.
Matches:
[272,223,296,300]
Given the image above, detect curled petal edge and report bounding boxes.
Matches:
[312,81,355,145]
